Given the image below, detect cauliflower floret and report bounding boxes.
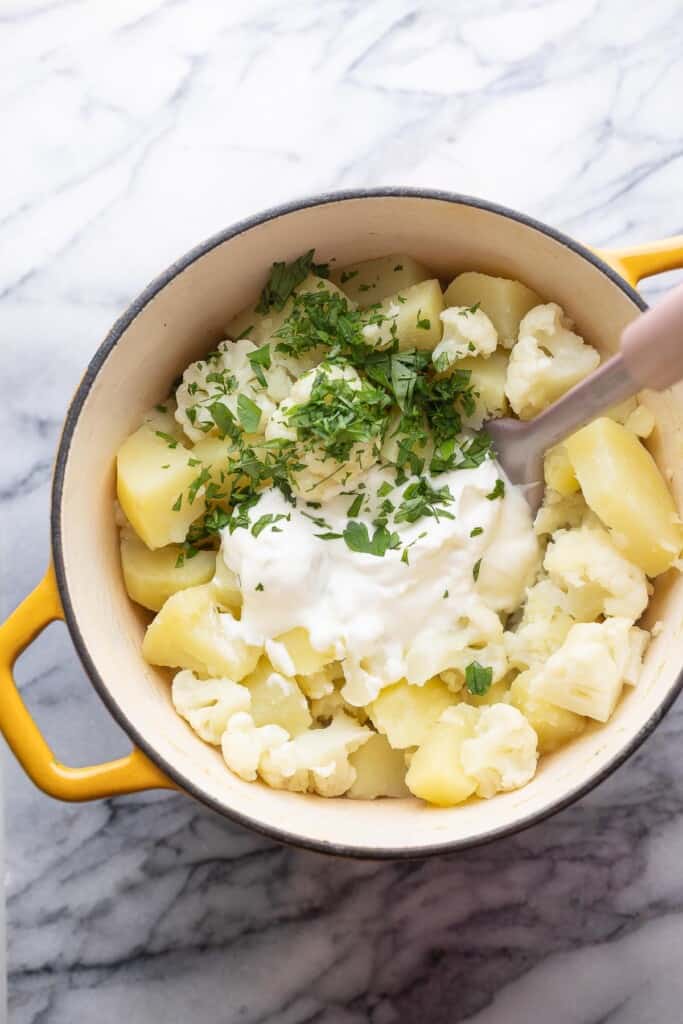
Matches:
[297,662,343,700]
[505,579,575,671]
[534,489,589,537]
[309,687,368,725]
[221,711,288,782]
[175,339,288,442]
[172,669,251,744]
[459,704,538,798]
[259,712,372,797]
[544,522,648,621]
[404,603,508,687]
[432,306,498,368]
[533,618,644,721]
[265,360,383,501]
[505,303,600,419]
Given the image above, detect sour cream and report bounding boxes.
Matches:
[221,460,540,704]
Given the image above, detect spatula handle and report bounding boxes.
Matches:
[621,282,683,390]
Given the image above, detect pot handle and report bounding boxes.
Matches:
[596,235,683,288]
[0,564,176,801]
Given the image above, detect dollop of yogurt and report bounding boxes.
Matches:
[221,460,540,704]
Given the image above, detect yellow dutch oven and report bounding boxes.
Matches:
[2,190,683,858]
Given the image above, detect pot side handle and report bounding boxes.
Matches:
[0,565,176,801]
[596,235,683,288]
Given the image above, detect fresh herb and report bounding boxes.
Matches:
[209,402,240,440]
[188,466,211,505]
[465,661,493,695]
[340,270,359,284]
[188,457,201,466]
[237,325,254,340]
[237,394,262,433]
[401,548,409,564]
[359,283,372,292]
[347,493,364,517]
[377,481,393,498]
[172,493,183,512]
[395,477,454,525]
[255,582,264,591]
[459,302,481,316]
[343,520,400,557]
[247,344,272,387]
[155,430,178,449]
[472,557,482,581]
[155,403,168,413]
[443,589,449,598]
[416,309,431,330]
[433,351,451,374]
[316,531,344,541]
[470,526,484,537]
[251,512,288,537]
[486,479,505,500]
[393,264,403,272]
[255,249,319,314]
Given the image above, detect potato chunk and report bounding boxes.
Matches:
[368,678,454,749]
[364,280,444,351]
[543,445,579,496]
[405,705,478,806]
[509,671,585,754]
[117,424,206,549]
[565,417,682,576]
[243,658,311,736]
[443,271,542,347]
[348,734,410,799]
[273,627,336,676]
[457,350,509,429]
[120,533,215,611]
[142,585,261,680]
[226,274,352,345]
[330,254,432,307]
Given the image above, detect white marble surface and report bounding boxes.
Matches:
[3,1,683,1020]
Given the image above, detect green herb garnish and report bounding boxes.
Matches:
[465,661,493,695]
[486,479,505,500]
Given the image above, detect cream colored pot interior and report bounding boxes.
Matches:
[56,195,683,854]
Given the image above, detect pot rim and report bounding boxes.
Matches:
[51,186,672,860]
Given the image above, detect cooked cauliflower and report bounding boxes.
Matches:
[505,579,575,671]
[175,339,290,442]
[533,618,645,721]
[172,669,251,744]
[459,704,538,798]
[534,490,589,537]
[432,306,498,368]
[544,522,648,621]
[505,303,600,419]
[404,603,508,687]
[259,712,372,797]
[265,360,382,501]
[297,663,343,700]
[221,711,288,782]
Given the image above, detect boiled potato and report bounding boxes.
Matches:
[369,280,444,352]
[544,444,579,496]
[117,424,206,549]
[330,254,432,307]
[121,533,215,612]
[444,271,542,346]
[142,401,186,444]
[276,627,336,675]
[565,417,682,575]
[244,658,311,736]
[457,350,509,429]
[142,584,261,680]
[211,553,242,613]
[226,274,352,344]
[192,436,236,488]
[509,671,585,754]
[405,705,478,806]
[368,678,454,749]
[348,734,409,799]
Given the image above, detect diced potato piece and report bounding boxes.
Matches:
[210,552,242,613]
[368,678,454,749]
[368,280,445,352]
[457,350,509,429]
[624,404,656,438]
[509,671,585,754]
[117,425,206,549]
[141,401,187,444]
[142,585,260,680]
[192,436,236,488]
[544,445,579,496]
[565,417,682,575]
[275,627,336,675]
[244,658,311,736]
[330,254,432,307]
[226,274,352,344]
[348,734,409,799]
[443,271,542,346]
[120,532,215,612]
[406,705,478,806]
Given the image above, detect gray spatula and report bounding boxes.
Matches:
[486,283,683,513]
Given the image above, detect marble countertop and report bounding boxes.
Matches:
[4,1,683,1021]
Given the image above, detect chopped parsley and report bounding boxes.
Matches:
[347,493,364,517]
[247,344,272,387]
[155,430,178,449]
[172,493,183,512]
[255,582,264,591]
[340,269,359,284]
[255,249,327,314]
[459,302,481,316]
[465,661,493,695]
[343,520,400,557]
[155,403,168,413]
[416,309,431,330]
[486,478,505,500]
[472,557,482,581]
[237,394,262,433]
[393,264,403,272]
[470,526,484,537]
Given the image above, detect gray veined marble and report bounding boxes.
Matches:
[3,0,683,1021]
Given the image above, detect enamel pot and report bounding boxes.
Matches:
[2,189,683,858]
